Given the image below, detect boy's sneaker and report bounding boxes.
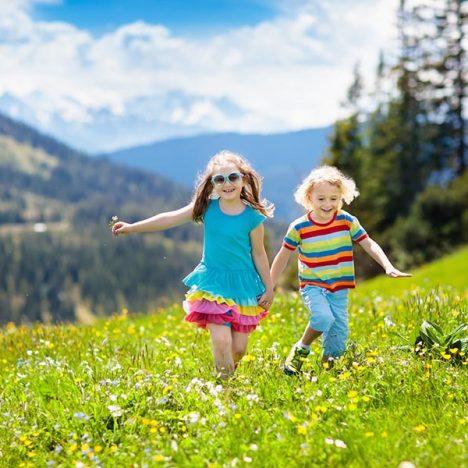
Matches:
[283,344,310,375]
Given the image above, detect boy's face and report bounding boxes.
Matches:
[309,181,342,219]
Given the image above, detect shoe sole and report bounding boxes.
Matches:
[283,366,299,376]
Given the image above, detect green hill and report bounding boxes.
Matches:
[0,249,466,466]
[357,245,468,297]
[0,112,202,324]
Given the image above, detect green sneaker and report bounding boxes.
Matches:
[283,344,310,375]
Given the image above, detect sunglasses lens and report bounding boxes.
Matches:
[213,175,225,185]
[228,173,241,183]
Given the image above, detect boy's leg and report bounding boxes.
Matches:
[284,286,335,375]
[207,323,235,379]
[300,324,322,346]
[322,290,349,365]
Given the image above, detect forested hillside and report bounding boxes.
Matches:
[0,112,202,324]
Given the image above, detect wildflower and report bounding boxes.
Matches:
[242,354,255,363]
[325,438,334,445]
[398,462,416,468]
[107,405,123,417]
[413,424,426,432]
[297,425,307,435]
[334,439,347,449]
[384,315,396,327]
[73,412,90,421]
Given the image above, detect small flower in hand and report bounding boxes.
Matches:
[108,215,119,229]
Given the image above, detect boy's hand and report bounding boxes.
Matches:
[385,266,412,278]
[258,289,275,310]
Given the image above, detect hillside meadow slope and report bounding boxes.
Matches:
[0,248,466,466]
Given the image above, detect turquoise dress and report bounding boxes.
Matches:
[183,199,268,332]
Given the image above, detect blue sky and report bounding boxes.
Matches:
[34,0,276,36]
[0,0,399,152]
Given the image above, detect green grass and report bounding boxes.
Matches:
[357,245,468,296]
[0,248,467,467]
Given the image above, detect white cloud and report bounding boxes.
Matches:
[0,0,399,151]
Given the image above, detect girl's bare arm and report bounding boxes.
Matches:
[250,224,274,307]
[113,203,194,235]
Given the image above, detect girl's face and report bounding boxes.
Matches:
[309,181,342,220]
[211,164,244,201]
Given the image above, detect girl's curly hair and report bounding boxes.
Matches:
[191,150,274,223]
[294,165,359,211]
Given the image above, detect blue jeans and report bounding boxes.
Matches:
[300,285,349,358]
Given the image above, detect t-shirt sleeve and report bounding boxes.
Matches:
[250,209,266,231]
[350,215,368,243]
[283,222,300,251]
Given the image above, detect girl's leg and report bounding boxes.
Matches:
[206,323,235,379]
[232,330,249,366]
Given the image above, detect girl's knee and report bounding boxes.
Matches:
[211,334,231,350]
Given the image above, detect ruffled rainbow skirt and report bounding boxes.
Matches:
[182,263,268,333]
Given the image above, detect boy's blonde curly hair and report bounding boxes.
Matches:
[294,165,359,211]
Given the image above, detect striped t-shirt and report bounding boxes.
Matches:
[283,210,368,292]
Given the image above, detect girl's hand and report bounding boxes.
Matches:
[385,266,412,278]
[258,289,275,310]
[112,221,133,236]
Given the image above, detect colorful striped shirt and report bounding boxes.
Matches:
[283,210,368,292]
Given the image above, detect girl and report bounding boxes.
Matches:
[112,150,274,379]
[270,165,411,375]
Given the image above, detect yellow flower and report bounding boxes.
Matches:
[449,348,459,354]
[242,354,255,363]
[413,424,426,432]
[68,443,78,453]
[347,390,358,399]
[297,425,307,435]
[365,432,374,437]
[153,454,165,462]
[381,431,388,438]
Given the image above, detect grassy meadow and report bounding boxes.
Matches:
[0,248,467,467]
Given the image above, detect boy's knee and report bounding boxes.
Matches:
[310,310,335,333]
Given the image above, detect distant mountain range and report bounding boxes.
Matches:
[103,127,332,219]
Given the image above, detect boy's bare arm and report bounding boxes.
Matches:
[359,237,411,277]
[270,246,294,287]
